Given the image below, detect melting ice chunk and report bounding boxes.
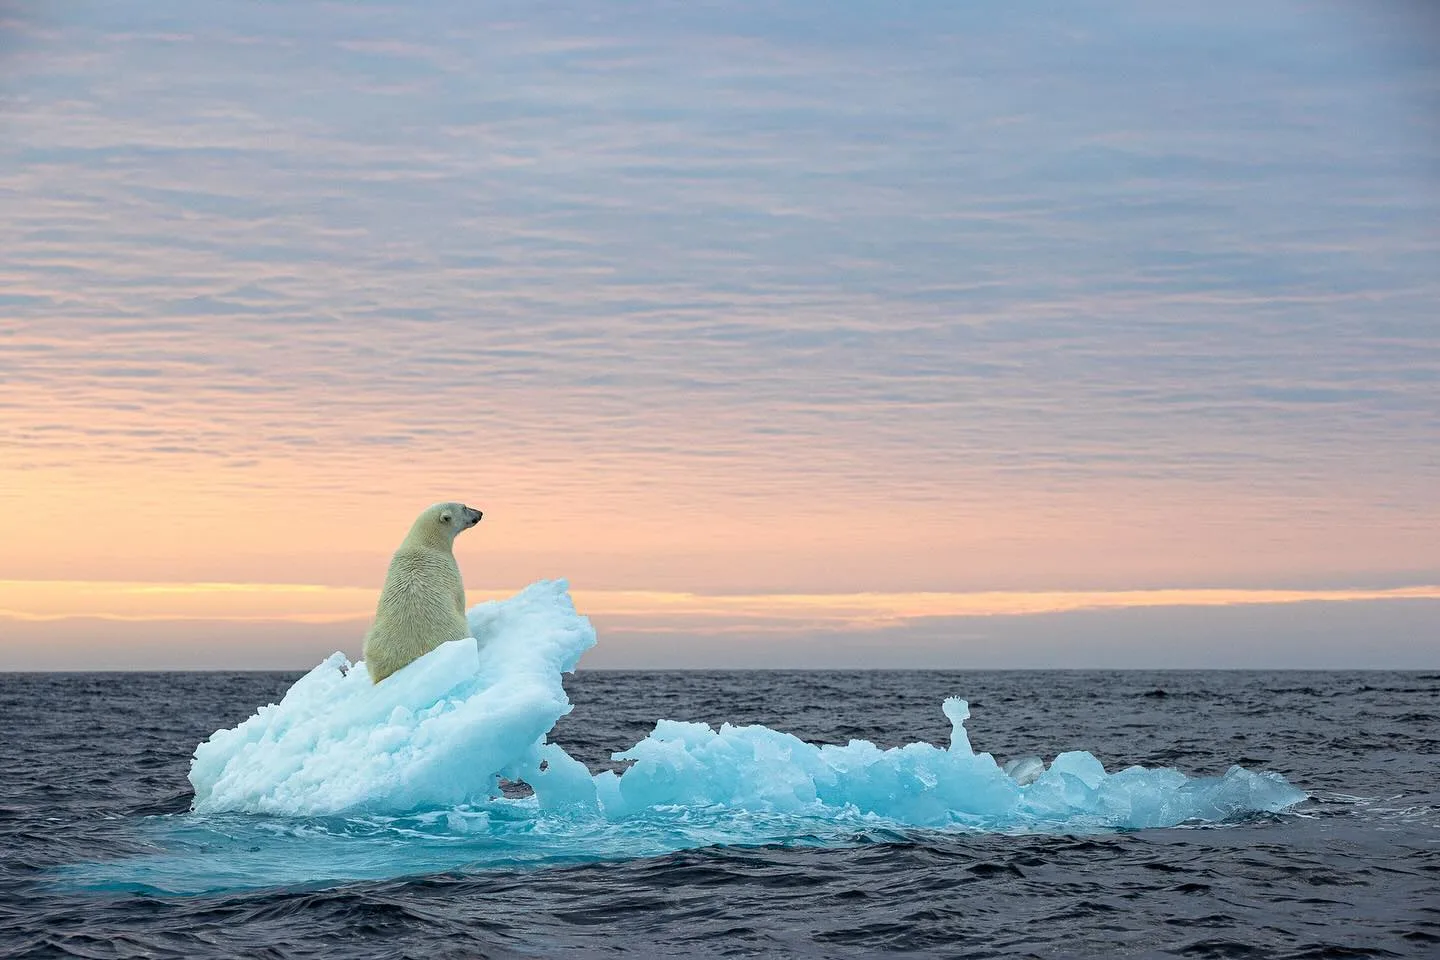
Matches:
[189,579,1308,833]
[190,579,595,815]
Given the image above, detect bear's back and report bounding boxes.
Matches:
[365,546,468,682]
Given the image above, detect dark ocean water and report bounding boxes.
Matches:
[1,670,1436,958]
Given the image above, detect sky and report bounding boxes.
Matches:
[1,1,1438,669]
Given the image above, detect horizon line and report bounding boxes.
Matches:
[4,665,1433,674]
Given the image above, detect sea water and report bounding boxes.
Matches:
[3,655,1436,955]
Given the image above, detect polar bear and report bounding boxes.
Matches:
[363,501,484,683]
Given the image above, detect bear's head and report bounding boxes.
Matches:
[412,501,483,546]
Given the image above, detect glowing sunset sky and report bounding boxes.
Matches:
[2,2,1437,668]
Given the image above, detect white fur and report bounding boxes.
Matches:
[363,501,482,683]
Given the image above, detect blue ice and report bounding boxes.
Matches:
[63,581,1307,894]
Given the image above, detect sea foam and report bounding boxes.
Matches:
[190,580,1306,831]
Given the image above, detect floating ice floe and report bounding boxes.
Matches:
[190,579,1307,831]
[54,579,1311,894]
[191,580,593,816]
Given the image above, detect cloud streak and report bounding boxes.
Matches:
[3,579,1438,630]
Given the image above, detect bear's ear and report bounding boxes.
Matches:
[440,511,452,523]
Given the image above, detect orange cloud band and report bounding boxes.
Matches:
[1,580,1437,629]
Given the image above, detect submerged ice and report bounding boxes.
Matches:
[191,580,1305,832]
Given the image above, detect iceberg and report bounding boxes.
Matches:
[60,579,1307,894]
[190,580,594,815]
[191,579,1305,829]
